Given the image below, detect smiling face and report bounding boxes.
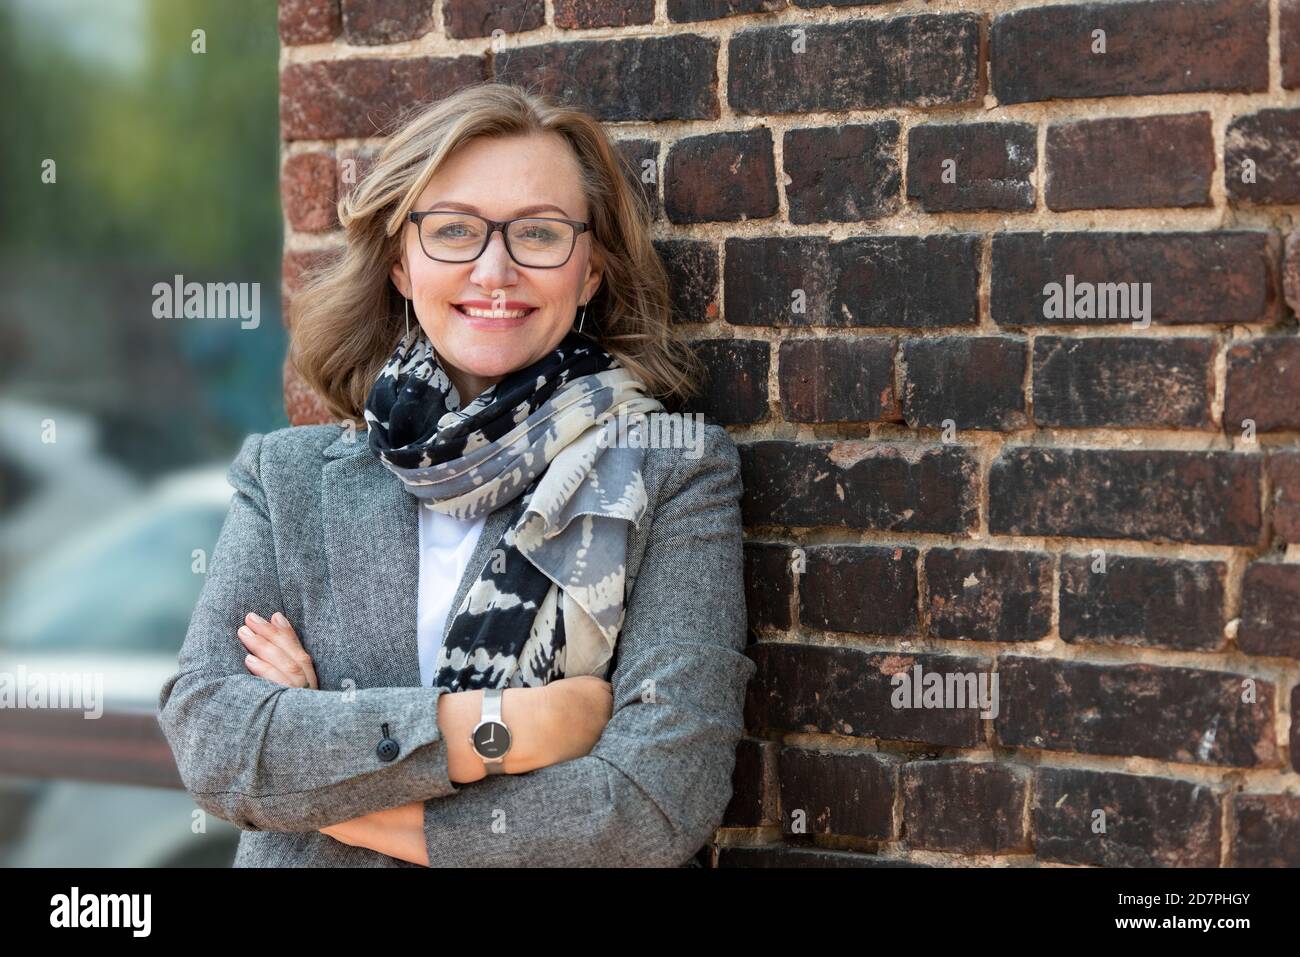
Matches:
[389,132,604,406]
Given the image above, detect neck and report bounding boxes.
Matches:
[449,369,502,406]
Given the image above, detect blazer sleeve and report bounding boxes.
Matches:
[420,423,756,867]
[156,432,463,833]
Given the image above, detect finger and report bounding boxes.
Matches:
[242,653,303,688]
[238,625,308,684]
[246,613,318,689]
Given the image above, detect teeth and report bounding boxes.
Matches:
[457,305,533,319]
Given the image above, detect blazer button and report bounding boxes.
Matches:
[376,723,400,762]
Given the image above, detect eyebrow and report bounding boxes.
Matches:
[424,200,572,218]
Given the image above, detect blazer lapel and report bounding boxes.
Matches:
[320,429,517,688]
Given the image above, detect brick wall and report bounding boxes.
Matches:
[277,0,1300,867]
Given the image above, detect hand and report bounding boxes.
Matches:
[538,675,614,766]
[237,612,319,689]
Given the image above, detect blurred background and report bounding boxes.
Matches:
[0,0,285,866]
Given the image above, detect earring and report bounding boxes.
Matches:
[404,296,410,341]
[576,302,588,336]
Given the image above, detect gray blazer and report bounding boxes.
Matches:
[156,418,754,867]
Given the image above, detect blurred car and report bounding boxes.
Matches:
[0,461,244,866]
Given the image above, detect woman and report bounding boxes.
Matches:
[156,82,755,868]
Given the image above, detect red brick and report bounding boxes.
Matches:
[281,151,338,233]
[444,0,544,38]
[1046,113,1213,210]
[998,656,1277,767]
[1225,109,1300,206]
[729,15,980,114]
[280,57,484,141]
[1237,563,1300,659]
[992,0,1268,104]
[279,0,341,45]
[1223,338,1300,433]
[778,337,897,423]
[907,122,1037,213]
[665,129,777,223]
[1034,767,1222,866]
[783,123,900,223]
[990,448,1263,546]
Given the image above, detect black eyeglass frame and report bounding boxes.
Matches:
[407,210,592,269]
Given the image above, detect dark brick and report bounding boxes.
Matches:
[907,122,1036,212]
[743,542,794,630]
[665,128,777,223]
[281,151,338,233]
[654,239,719,324]
[924,548,1053,643]
[991,231,1270,327]
[335,145,381,200]
[1238,563,1300,659]
[721,738,770,827]
[444,0,543,38]
[729,15,980,114]
[783,123,900,223]
[689,338,769,424]
[1231,794,1300,866]
[744,642,990,747]
[1287,230,1300,318]
[1060,554,1227,651]
[495,36,719,122]
[989,448,1263,546]
[1284,0,1300,88]
[991,0,1269,105]
[1225,109,1300,205]
[778,748,897,839]
[1224,338,1300,433]
[724,237,832,327]
[738,440,979,533]
[899,336,1028,431]
[1294,684,1300,774]
[669,0,785,21]
[1046,113,1214,210]
[280,57,484,140]
[615,138,660,221]
[1032,336,1216,428]
[778,337,897,423]
[901,762,1028,853]
[341,0,434,43]
[997,656,1277,767]
[1268,451,1300,543]
[717,846,929,867]
[279,0,341,45]
[800,545,919,636]
[554,0,654,29]
[1034,767,1222,867]
[833,235,981,328]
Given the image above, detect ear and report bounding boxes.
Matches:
[390,251,410,299]
[581,245,604,305]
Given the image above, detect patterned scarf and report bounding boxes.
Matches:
[363,323,664,692]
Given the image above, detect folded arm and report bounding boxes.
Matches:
[416,424,756,868]
[157,433,463,832]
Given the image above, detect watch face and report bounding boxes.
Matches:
[472,720,511,758]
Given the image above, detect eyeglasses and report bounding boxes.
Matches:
[408,210,592,268]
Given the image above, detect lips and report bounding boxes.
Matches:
[452,303,537,326]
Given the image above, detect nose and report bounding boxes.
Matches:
[469,228,518,288]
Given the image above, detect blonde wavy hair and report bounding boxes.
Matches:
[288,82,706,426]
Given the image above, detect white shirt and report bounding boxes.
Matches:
[417,503,487,687]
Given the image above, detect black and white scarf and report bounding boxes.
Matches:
[363,324,664,692]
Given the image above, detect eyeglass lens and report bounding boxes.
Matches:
[417,213,576,267]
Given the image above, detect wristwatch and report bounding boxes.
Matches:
[470,687,512,775]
